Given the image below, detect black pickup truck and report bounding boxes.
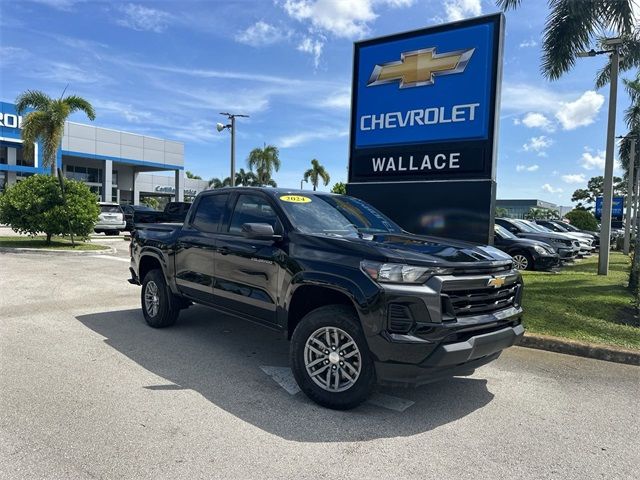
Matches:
[129,188,524,410]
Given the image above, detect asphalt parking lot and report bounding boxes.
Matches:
[1,242,639,480]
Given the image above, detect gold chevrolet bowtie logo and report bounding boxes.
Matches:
[367,47,475,88]
[487,276,506,288]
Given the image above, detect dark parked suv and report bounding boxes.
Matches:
[129,188,524,409]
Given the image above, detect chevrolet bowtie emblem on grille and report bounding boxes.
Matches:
[367,47,475,88]
[487,276,506,288]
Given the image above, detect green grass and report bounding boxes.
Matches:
[521,252,640,350]
[0,236,109,251]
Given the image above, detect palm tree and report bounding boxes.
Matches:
[209,177,223,189]
[497,0,638,82]
[303,159,330,191]
[247,144,280,186]
[16,90,96,175]
[235,168,258,186]
[618,74,640,174]
[185,171,202,180]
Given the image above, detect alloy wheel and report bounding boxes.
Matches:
[303,326,362,393]
[513,254,529,270]
[144,280,160,317]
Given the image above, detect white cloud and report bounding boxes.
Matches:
[501,83,568,114]
[519,39,537,48]
[236,21,288,47]
[444,0,482,22]
[555,90,604,130]
[320,89,351,109]
[516,164,540,172]
[561,173,587,184]
[523,136,553,154]
[520,112,555,132]
[580,149,606,170]
[117,3,171,33]
[30,0,83,10]
[542,184,563,194]
[282,0,413,38]
[279,128,348,148]
[297,36,324,68]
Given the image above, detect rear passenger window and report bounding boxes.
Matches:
[192,194,229,233]
[228,194,281,234]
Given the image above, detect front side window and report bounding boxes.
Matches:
[228,194,281,234]
[192,194,229,233]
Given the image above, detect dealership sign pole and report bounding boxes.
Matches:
[347,14,504,244]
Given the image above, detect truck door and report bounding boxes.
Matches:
[213,192,284,326]
[174,193,229,304]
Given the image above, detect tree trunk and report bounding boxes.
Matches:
[51,162,56,176]
[630,206,640,292]
[45,233,52,245]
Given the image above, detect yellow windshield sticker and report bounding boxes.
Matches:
[280,195,312,203]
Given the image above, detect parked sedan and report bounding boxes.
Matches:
[494,224,560,270]
[538,220,599,248]
[95,203,126,235]
[495,218,580,261]
[524,220,594,256]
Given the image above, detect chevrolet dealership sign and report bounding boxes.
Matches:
[349,14,503,183]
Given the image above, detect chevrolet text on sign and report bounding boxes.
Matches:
[349,14,503,182]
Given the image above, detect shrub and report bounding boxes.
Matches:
[331,182,347,195]
[564,209,598,231]
[0,174,99,243]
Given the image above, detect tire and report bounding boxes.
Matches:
[290,305,375,410]
[141,269,180,328]
[512,251,534,271]
[105,231,119,236]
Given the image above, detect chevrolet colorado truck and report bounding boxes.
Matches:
[129,188,524,410]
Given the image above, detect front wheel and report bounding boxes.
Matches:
[141,269,180,328]
[290,305,375,410]
[512,251,534,271]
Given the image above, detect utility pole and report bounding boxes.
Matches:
[623,136,637,255]
[217,113,249,187]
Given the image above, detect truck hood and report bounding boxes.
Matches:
[347,232,513,267]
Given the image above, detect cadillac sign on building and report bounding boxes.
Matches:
[347,14,504,243]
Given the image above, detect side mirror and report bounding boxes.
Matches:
[241,223,280,240]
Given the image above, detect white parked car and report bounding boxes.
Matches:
[95,202,126,236]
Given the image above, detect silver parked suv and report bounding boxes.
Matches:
[95,202,126,236]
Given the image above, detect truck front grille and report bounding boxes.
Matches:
[442,284,519,317]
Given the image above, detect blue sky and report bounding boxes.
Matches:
[1,0,637,205]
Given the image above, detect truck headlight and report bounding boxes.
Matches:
[361,260,452,284]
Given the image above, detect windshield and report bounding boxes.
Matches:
[495,224,517,239]
[558,222,578,232]
[278,194,402,236]
[512,220,538,233]
[547,221,568,232]
[527,222,553,233]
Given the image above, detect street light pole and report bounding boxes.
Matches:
[623,136,637,255]
[218,112,249,188]
[598,45,619,274]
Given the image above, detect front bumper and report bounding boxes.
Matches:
[95,222,126,231]
[363,270,524,386]
[533,253,560,270]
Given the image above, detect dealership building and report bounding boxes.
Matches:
[496,199,573,219]
[0,101,209,204]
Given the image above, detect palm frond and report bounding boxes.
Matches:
[15,90,52,114]
[595,33,640,88]
[64,95,96,121]
[541,0,599,80]
[496,0,524,10]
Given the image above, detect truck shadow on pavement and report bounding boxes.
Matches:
[76,305,494,442]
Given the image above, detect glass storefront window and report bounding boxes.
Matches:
[16,147,34,167]
[0,146,7,164]
[0,171,6,192]
[112,170,118,186]
[112,187,118,203]
[66,165,103,183]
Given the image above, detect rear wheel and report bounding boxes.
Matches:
[290,305,375,410]
[105,230,119,236]
[512,251,533,270]
[141,269,180,328]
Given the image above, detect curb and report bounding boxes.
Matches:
[519,333,640,366]
[0,245,116,256]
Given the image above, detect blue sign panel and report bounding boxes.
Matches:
[595,196,624,220]
[348,14,503,183]
[0,101,24,141]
